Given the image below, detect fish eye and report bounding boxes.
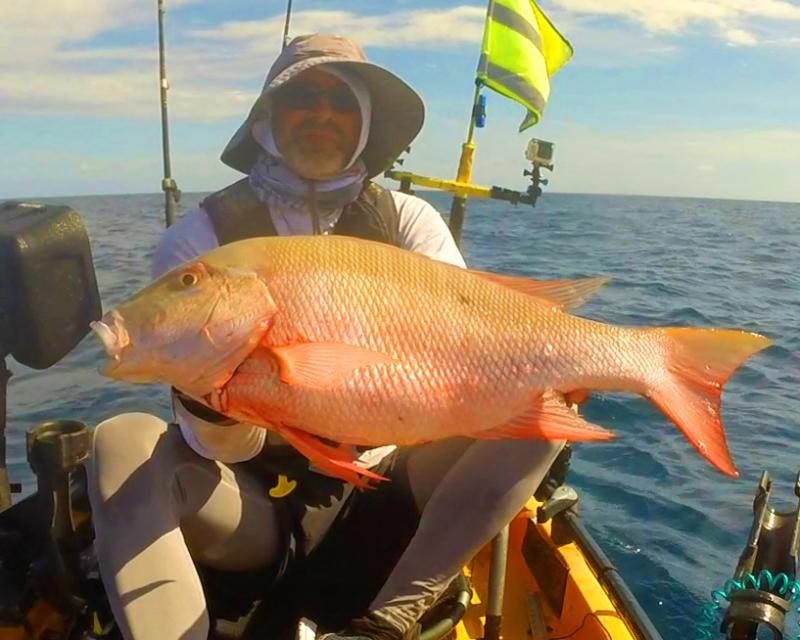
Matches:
[180,271,199,287]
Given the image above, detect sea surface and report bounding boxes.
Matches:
[4,190,799,638]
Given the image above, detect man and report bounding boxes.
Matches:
[88,34,564,640]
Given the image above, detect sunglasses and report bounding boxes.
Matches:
[273,84,360,113]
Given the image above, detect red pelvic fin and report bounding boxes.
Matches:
[277,425,389,489]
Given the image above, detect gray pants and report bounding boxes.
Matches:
[87,413,564,639]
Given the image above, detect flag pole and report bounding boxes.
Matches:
[448,83,481,245]
[448,0,494,245]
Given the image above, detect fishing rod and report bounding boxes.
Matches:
[0,358,11,510]
[157,0,181,228]
[282,0,294,49]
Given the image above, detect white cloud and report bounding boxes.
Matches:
[0,0,224,119]
[0,0,198,55]
[189,7,485,49]
[551,0,800,46]
[556,21,682,68]
[0,5,484,121]
[723,28,758,46]
[3,2,799,121]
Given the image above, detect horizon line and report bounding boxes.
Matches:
[3,189,798,207]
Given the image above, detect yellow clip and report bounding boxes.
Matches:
[93,612,103,635]
[269,474,297,498]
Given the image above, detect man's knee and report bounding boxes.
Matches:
[90,413,173,501]
[477,438,565,467]
[93,412,168,463]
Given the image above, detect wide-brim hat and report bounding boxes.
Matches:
[221,33,424,179]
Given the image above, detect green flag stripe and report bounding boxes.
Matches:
[477,55,547,114]
[490,2,543,55]
[482,20,548,86]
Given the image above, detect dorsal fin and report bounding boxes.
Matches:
[470,270,610,310]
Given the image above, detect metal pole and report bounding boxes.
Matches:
[484,524,509,640]
[0,358,12,510]
[282,0,294,50]
[448,197,467,247]
[448,0,495,244]
[157,0,179,228]
[464,82,482,149]
[448,83,482,245]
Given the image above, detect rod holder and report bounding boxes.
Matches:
[722,471,800,639]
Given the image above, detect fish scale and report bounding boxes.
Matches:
[223,244,655,440]
[250,247,549,424]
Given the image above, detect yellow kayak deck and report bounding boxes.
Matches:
[455,499,648,640]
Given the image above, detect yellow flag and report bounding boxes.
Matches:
[476,0,573,130]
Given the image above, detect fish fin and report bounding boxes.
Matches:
[473,392,615,441]
[646,328,771,479]
[564,389,592,405]
[469,271,609,309]
[277,425,388,489]
[271,343,394,389]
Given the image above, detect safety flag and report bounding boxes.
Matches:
[476,0,573,131]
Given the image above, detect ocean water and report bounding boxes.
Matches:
[4,190,799,638]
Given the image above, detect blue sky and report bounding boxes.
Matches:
[2,0,799,202]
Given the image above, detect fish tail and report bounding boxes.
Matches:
[646,328,771,477]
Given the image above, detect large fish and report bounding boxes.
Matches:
[91,236,770,486]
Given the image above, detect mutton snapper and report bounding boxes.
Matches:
[91,236,771,486]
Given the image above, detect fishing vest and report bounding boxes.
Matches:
[200,178,401,247]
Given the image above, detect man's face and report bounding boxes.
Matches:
[271,68,362,180]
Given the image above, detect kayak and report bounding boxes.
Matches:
[456,494,663,640]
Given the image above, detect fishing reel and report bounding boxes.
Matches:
[718,471,800,639]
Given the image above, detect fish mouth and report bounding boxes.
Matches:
[90,310,131,375]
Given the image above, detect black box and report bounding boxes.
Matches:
[0,202,101,369]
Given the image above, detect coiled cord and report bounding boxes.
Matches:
[696,570,800,639]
